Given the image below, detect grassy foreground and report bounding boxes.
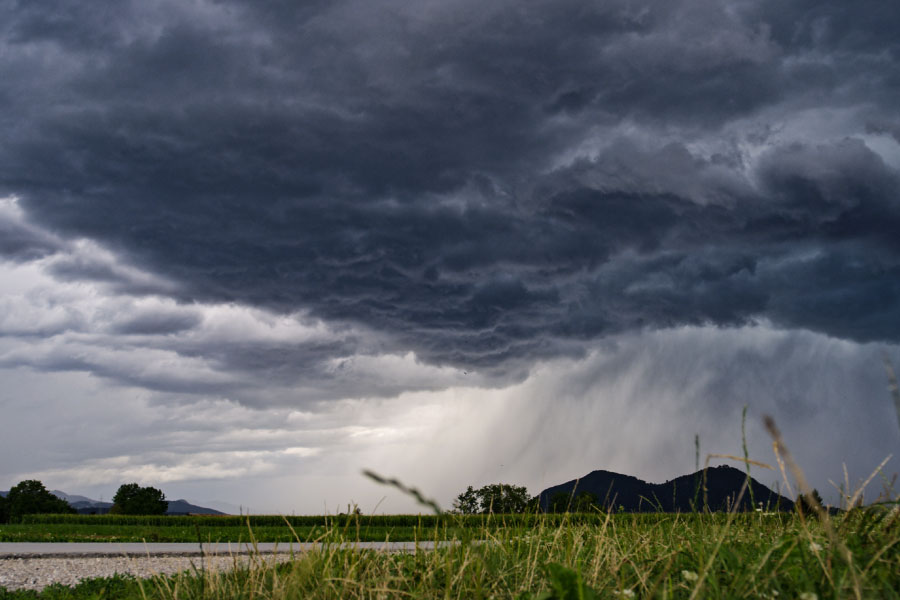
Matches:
[2,509,898,599]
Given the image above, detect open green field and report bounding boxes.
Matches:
[2,509,898,599]
[1,513,613,543]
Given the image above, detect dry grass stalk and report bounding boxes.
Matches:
[763,415,862,600]
[705,453,774,470]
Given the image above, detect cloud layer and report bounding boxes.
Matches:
[1,0,898,373]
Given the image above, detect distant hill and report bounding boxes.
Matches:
[165,499,227,515]
[46,490,111,514]
[1,489,227,515]
[50,490,100,504]
[52,490,226,515]
[538,465,794,512]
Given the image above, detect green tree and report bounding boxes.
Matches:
[4,480,75,522]
[111,483,168,515]
[795,488,825,518]
[479,483,531,513]
[0,493,9,524]
[453,483,532,514]
[453,486,480,514]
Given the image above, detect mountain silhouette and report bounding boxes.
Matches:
[0,489,227,515]
[165,499,226,515]
[538,465,794,512]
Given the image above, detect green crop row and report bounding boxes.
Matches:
[19,512,617,528]
[19,510,797,529]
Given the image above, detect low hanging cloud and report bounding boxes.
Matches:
[3,324,896,512]
[0,252,477,405]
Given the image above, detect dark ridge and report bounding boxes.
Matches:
[539,470,652,512]
[165,499,226,516]
[538,465,794,512]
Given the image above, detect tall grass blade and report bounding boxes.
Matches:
[362,470,444,515]
[884,354,900,436]
[763,414,863,600]
[742,405,757,509]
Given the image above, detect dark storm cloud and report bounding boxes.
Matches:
[757,0,900,55]
[0,208,64,261]
[110,309,202,336]
[0,347,238,396]
[866,120,900,144]
[47,254,139,285]
[1,0,899,371]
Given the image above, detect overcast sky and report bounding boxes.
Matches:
[1,0,899,513]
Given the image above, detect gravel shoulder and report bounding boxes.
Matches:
[3,541,314,558]
[0,541,441,558]
[0,542,450,592]
[0,554,294,592]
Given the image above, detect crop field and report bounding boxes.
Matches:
[1,516,421,544]
[1,513,613,543]
[2,508,899,599]
[0,522,427,544]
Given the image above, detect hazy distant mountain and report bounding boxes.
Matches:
[50,490,107,505]
[538,465,794,512]
[165,499,226,515]
[2,489,228,514]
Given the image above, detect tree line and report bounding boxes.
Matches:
[0,479,168,523]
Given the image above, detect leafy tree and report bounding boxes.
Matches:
[479,484,531,513]
[453,483,532,514]
[453,486,480,514]
[111,483,168,515]
[795,488,825,518]
[0,493,9,524]
[4,480,75,522]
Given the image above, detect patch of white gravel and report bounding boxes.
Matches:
[0,554,297,592]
